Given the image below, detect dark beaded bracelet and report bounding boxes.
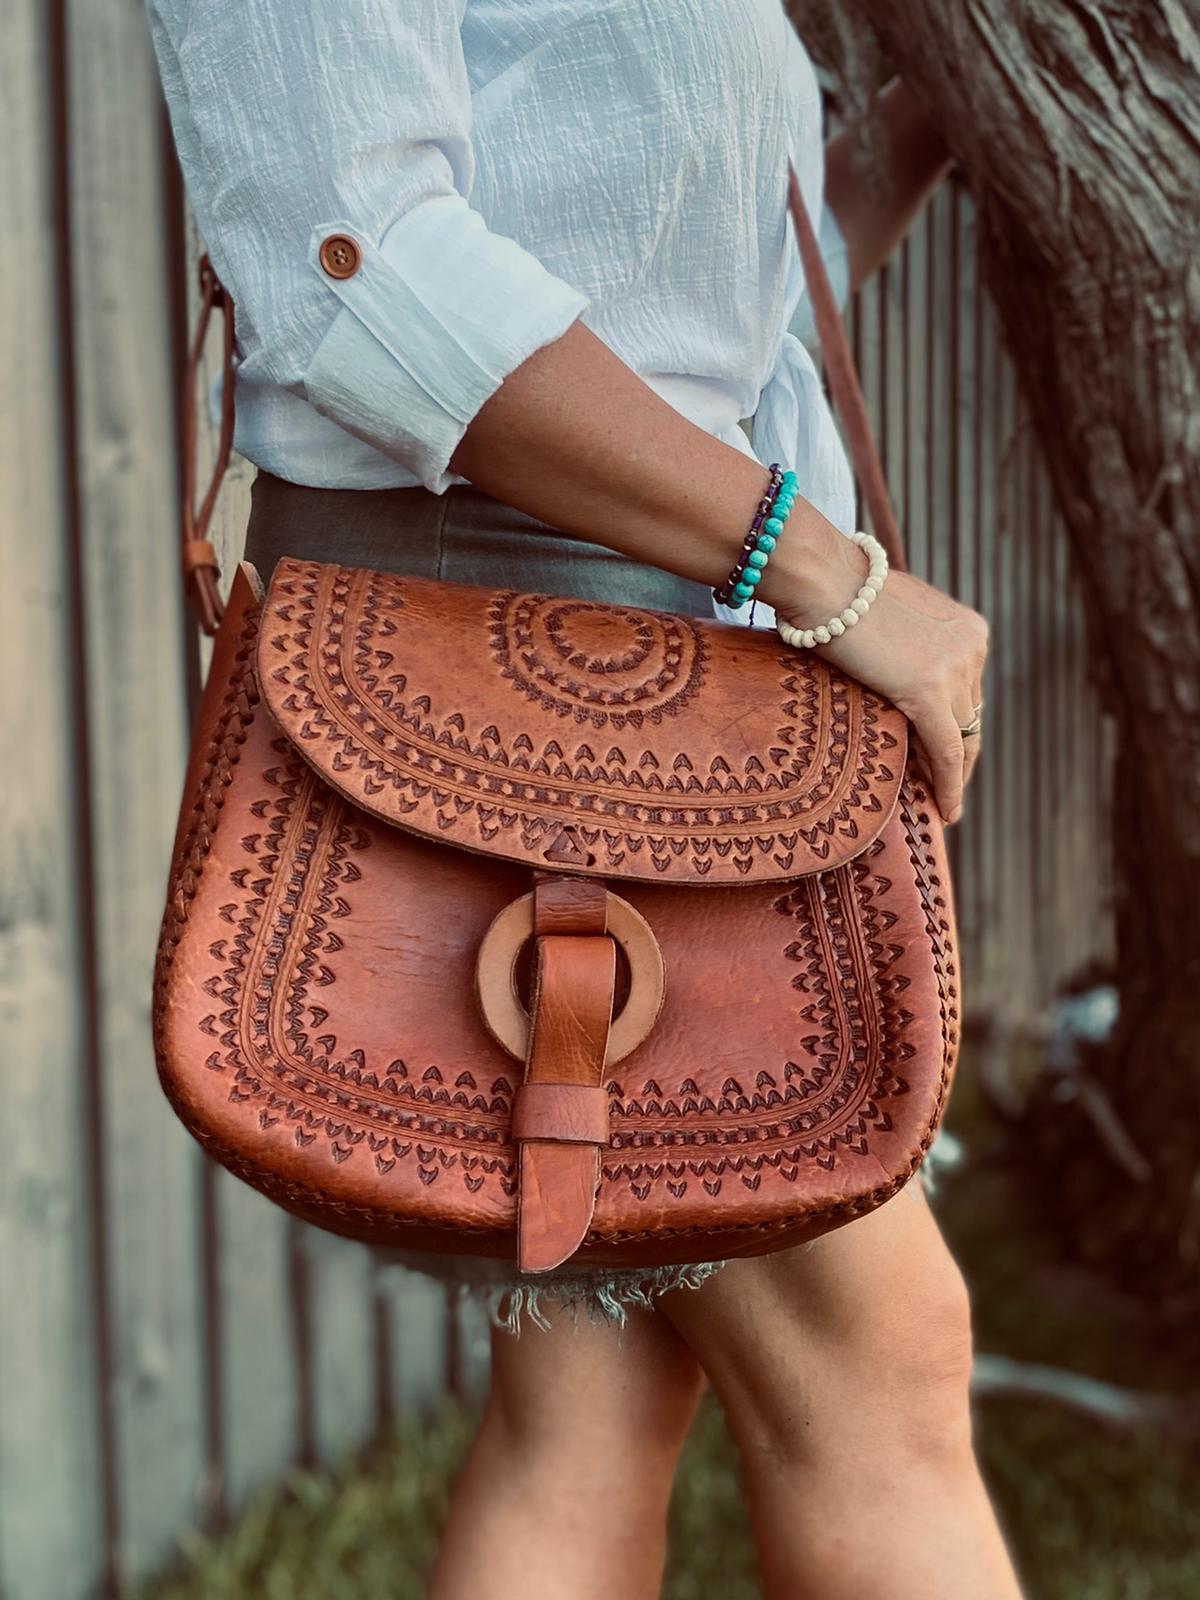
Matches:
[712,463,781,607]
[713,463,798,609]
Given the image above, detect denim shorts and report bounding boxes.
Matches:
[242,470,727,1331]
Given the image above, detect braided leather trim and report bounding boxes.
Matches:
[155,606,261,977]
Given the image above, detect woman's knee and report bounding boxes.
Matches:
[868,1249,976,1459]
[731,1253,975,1477]
[669,1198,977,1471]
[810,1242,974,1466]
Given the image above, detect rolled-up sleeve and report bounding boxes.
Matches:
[146,0,590,491]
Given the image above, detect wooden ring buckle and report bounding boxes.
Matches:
[475,890,665,1065]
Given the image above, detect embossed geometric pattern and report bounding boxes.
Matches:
[154,563,959,1269]
[257,559,910,885]
[489,592,707,723]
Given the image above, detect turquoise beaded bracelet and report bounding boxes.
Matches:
[714,465,799,609]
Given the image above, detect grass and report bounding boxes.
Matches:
[138,1393,1200,1600]
[140,1077,1199,1599]
[139,1413,472,1600]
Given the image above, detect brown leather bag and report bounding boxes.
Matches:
[154,169,959,1274]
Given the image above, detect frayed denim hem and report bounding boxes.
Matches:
[375,1249,728,1336]
[473,1260,727,1336]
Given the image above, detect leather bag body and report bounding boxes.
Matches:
[153,166,960,1274]
[154,555,959,1271]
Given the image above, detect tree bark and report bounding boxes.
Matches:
[793,1,1200,1295]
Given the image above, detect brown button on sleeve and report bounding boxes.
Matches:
[318,233,362,280]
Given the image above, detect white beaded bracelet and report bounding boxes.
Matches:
[775,530,889,649]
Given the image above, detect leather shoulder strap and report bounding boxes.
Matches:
[181,255,234,633]
[785,162,906,571]
[180,163,904,631]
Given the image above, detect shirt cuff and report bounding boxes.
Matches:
[301,195,590,493]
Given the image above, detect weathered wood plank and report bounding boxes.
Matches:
[903,225,931,581]
[852,260,883,535]
[378,1264,451,1416]
[1028,459,1053,999]
[975,265,1001,1009]
[64,0,206,1583]
[1055,514,1084,979]
[1013,401,1039,1007]
[974,289,1005,1011]
[213,1178,301,1511]
[451,1296,495,1403]
[926,187,955,598]
[950,190,982,983]
[306,1231,380,1470]
[0,7,107,1597]
[995,366,1026,1013]
[880,254,907,551]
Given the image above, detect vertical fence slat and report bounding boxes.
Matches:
[213,1182,301,1510]
[903,226,931,580]
[65,0,207,1584]
[996,365,1025,1014]
[1028,456,1051,1000]
[853,263,882,535]
[451,1297,494,1403]
[976,288,1005,1010]
[881,254,906,545]
[307,1234,380,1468]
[380,1266,452,1416]
[926,188,955,599]
[0,7,107,1598]
[951,190,981,984]
[1013,399,1038,1006]
[1051,485,1083,980]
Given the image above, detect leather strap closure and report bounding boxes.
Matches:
[181,538,220,578]
[514,877,616,1273]
[511,1082,611,1144]
[531,874,609,937]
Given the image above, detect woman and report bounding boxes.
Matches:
[148,2,1019,1595]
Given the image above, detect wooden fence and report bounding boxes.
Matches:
[0,6,1111,1598]
[854,184,1114,1017]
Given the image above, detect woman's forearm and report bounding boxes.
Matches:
[449,316,861,621]
[824,79,954,291]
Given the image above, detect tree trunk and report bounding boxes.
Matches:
[794,1,1200,1296]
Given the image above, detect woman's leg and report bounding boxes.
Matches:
[429,1299,705,1600]
[658,1187,1023,1600]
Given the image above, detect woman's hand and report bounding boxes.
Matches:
[767,532,987,826]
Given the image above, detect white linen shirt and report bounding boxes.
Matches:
[147,0,856,618]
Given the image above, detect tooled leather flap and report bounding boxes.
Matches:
[256,558,908,886]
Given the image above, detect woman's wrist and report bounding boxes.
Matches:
[695,457,869,623]
[756,501,867,624]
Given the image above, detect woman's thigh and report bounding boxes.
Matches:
[656,1186,973,1457]
[486,1301,705,1455]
